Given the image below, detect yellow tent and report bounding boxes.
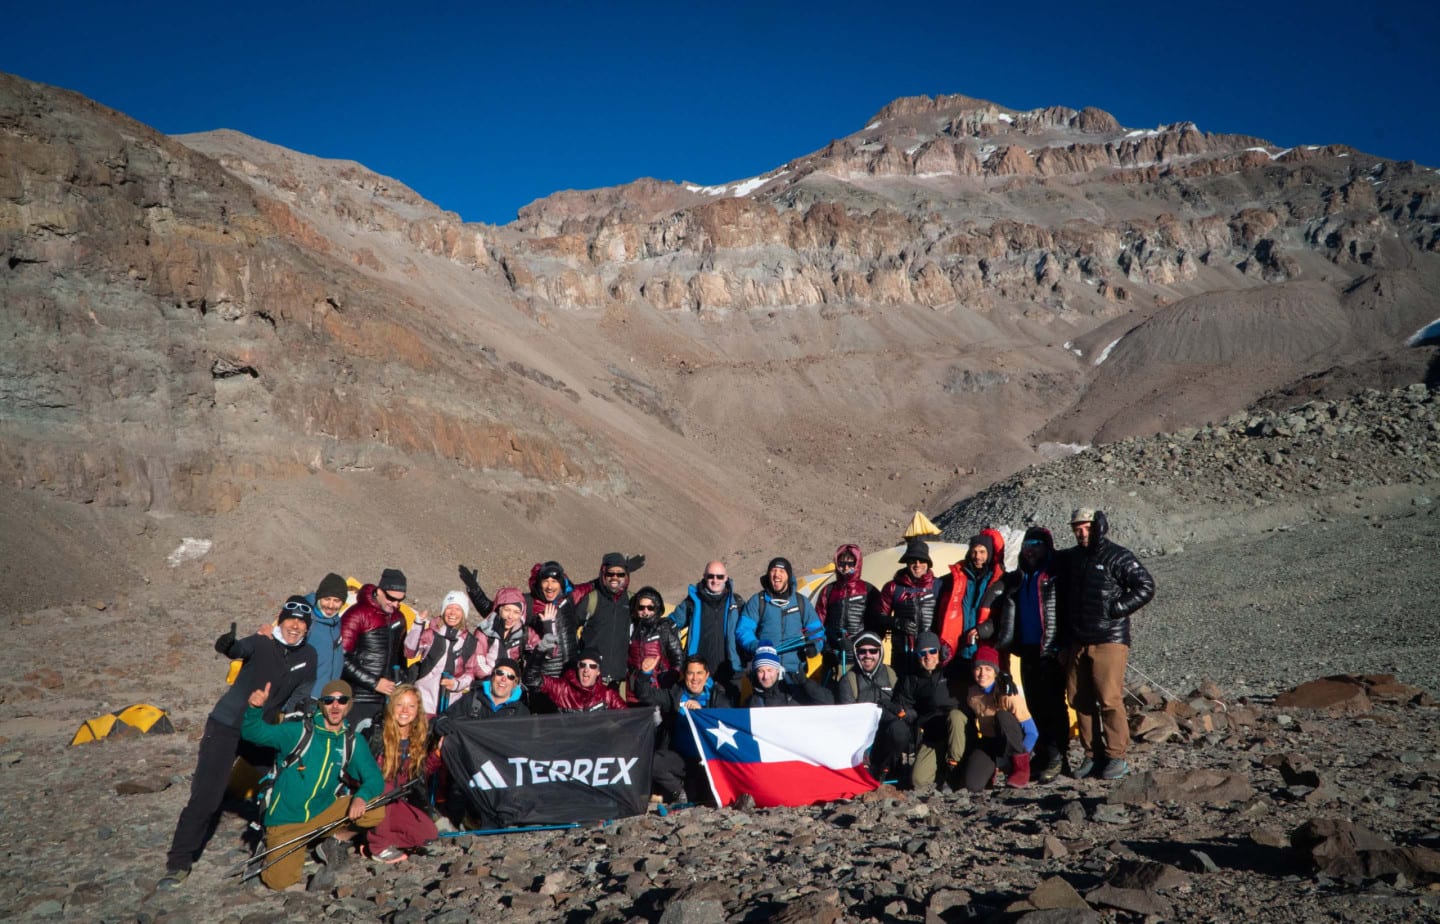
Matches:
[70,704,175,746]
[903,511,942,538]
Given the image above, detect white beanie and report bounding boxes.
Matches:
[440,590,471,620]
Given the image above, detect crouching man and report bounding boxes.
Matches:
[242,680,385,890]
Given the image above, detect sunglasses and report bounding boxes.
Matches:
[577,661,600,670]
[319,695,350,705]
[282,600,313,617]
[635,604,657,613]
[856,647,881,656]
[493,671,518,681]
[380,589,406,603]
[704,573,727,581]
[836,561,857,570]
[919,648,940,656]
[603,570,627,578]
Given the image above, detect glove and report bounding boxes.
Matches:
[999,673,1018,697]
[458,564,484,596]
[431,715,454,738]
[802,643,819,660]
[624,554,646,573]
[215,622,237,655]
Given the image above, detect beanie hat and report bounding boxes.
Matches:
[492,586,524,611]
[852,630,884,651]
[379,568,407,593]
[320,679,352,699]
[915,631,943,652]
[600,552,627,570]
[278,595,314,628]
[577,647,603,666]
[973,645,1001,670]
[492,657,521,677]
[968,533,996,559]
[439,590,470,620]
[751,641,783,674]
[315,572,349,602]
[1022,526,1054,550]
[537,560,566,581]
[900,538,932,565]
[766,557,793,575]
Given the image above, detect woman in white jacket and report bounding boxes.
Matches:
[403,590,493,715]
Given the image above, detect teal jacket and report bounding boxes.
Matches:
[241,707,383,826]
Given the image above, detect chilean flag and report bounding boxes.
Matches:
[681,705,882,808]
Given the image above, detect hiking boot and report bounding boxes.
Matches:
[1036,756,1064,783]
[157,867,190,890]
[1099,758,1131,780]
[1006,753,1032,788]
[314,837,348,869]
[307,866,336,893]
[1071,757,1097,779]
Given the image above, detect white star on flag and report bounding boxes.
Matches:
[707,720,739,750]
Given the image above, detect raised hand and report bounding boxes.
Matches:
[248,682,272,708]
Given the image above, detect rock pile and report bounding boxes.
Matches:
[937,384,1439,554]
[5,672,1437,922]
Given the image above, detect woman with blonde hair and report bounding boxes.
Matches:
[363,684,442,862]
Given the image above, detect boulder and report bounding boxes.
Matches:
[1108,769,1254,805]
[1274,678,1372,714]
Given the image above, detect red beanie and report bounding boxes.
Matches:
[973,645,1001,669]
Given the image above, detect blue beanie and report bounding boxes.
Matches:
[752,641,783,674]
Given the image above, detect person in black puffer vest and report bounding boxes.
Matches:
[1055,508,1155,782]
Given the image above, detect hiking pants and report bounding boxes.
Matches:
[166,718,241,871]
[910,709,969,788]
[870,714,914,779]
[1066,642,1129,760]
[1015,644,1070,766]
[261,796,384,890]
[961,709,1026,792]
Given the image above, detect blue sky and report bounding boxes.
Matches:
[9,1,1438,225]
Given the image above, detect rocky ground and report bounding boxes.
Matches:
[1,385,1437,923]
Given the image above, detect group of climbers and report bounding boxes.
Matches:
[159,506,1153,891]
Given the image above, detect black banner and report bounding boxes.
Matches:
[441,710,655,827]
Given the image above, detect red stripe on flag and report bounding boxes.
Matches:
[705,758,879,808]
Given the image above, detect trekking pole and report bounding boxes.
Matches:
[232,778,422,879]
[432,676,452,808]
[439,822,581,838]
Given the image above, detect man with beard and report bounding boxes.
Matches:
[935,533,1004,684]
[575,552,645,687]
[836,631,911,780]
[669,560,745,698]
[341,568,411,731]
[736,558,824,678]
[989,526,1069,782]
[159,598,317,889]
[877,539,939,675]
[522,561,579,681]
[1056,508,1155,781]
[815,544,881,681]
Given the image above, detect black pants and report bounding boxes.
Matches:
[870,714,914,778]
[166,718,241,871]
[651,748,713,804]
[1015,645,1069,765]
[962,710,1026,792]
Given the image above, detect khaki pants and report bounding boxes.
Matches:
[261,796,384,890]
[910,709,969,788]
[1065,643,1129,760]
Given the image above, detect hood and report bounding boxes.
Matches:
[630,586,665,620]
[980,528,1006,567]
[833,543,865,586]
[529,561,571,601]
[481,679,525,707]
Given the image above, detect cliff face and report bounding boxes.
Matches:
[2,76,1437,612]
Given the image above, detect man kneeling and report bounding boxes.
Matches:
[242,679,385,890]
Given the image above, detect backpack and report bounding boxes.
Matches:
[248,714,356,832]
